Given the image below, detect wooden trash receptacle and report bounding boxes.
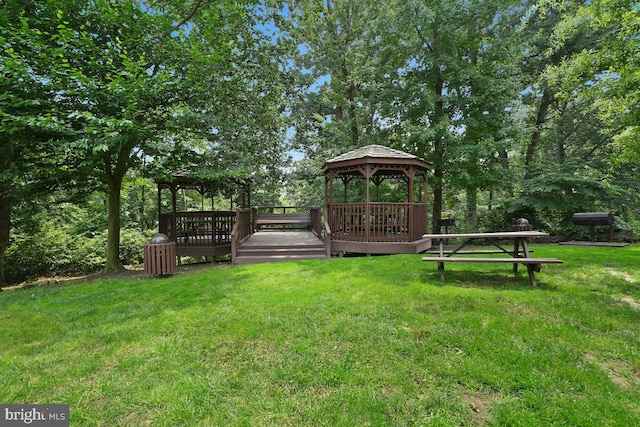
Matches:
[144,242,177,275]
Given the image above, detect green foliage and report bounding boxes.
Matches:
[4,192,154,285]
[529,0,640,192]
[0,0,294,278]
[491,171,620,233]
[4,218,151,285]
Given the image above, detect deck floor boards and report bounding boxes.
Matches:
[235,230,327,265]
[241,230,324,248]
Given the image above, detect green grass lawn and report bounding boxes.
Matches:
[1,245,639,426]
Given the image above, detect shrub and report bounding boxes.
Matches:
[4,226,152,284]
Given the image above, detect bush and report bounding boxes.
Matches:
[119,228,151,266]
[4,226,152,284]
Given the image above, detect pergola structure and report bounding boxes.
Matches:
[323,145,433,255]
[157,168,251,258]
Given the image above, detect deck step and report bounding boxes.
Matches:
[234,254,328,265]
[237,246,325,256]
[236,247,327,264]
[234,230,329,265]
[238,244,326,250]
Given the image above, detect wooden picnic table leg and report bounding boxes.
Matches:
[521,238,541,272]
[438,239,445,280]
[521,238,540,286]
[438,261,445,281]
[527,264,537,287]
[513,238,520,273]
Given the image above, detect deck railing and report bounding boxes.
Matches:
[231,208,251,261]
[327,203,427,243]
[323,208,332,257]
[159,211,236,247]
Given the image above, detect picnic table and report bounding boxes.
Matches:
[422,231,563,286]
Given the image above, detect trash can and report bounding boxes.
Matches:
[512,218,533,232]
[144,233,177,275]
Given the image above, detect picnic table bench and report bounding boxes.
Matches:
[422,231,563,286]
[254,212,312,231]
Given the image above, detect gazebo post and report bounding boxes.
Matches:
[408,166,414,204]
[366,165,372,242]
[406,166,413,238]
[169,184,179,265]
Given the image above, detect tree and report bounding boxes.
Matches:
[518,1,602,180]
[542,0,639,163]
[376,0,522,231]
[289,0,391,157]
[0,0,85,287]
[1,0,292,278]
[505,0,639,227]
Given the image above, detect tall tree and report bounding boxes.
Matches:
[289,0,389,158]
[541,0,639,164]
[378,0,521,231]
[0,0,85,287]
[503,0,636,225]
[519,1,606,179]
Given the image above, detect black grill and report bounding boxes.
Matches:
[572,212,614,242]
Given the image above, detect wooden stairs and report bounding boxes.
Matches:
[234,230,329,265]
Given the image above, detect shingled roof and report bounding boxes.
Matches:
[323,144,431,172]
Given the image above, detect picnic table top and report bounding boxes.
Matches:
[422,231,549,240]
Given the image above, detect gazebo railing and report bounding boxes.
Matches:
[159,211,236,247]
[328,203,427,243]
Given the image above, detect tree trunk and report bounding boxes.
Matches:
[0,191,11,288]
[431,168,443,234]
[103,142,134,273]
[104,175,124,273]
[347,80,359,146]
[140,183,146,232]
[466,188,478,229]
[525,90,553,178]
[431,70,445,233]
[498,149,513,198]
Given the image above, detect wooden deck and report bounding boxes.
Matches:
[157,206,431,263]
[234,230,329,265]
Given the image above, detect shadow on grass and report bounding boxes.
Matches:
[422,270,559,291]
[284,254,560,293]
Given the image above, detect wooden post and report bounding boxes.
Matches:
[171,185,177,242]
[408,166,414,204]
[365,166,371,242]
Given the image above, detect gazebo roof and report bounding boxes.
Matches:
[157,167,251,190]
[323,144,432,173]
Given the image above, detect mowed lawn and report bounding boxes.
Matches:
[1,245,639,426]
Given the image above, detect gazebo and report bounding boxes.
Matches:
[323,145,433,255]
[156,168,251,258]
